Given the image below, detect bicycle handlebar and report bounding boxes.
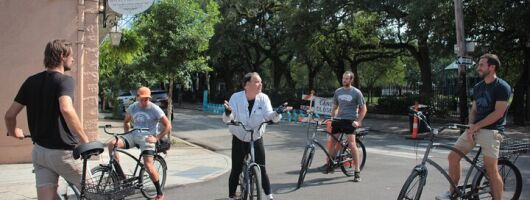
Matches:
[448,124,469,130]
[226,120,275,133]
[99,124,149,135]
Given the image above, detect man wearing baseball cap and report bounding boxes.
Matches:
[106,86,171,200]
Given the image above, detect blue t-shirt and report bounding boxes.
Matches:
[473,78,511,132]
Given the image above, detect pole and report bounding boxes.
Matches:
[454,0,468,124]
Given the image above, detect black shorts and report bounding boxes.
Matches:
[331,119,356,134]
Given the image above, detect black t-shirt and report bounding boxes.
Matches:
[15,71,78,150]
[472,78,512,132]
[248,99,255,116]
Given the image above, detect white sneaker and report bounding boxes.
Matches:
[267,194,274,200]
[435,191,452,200]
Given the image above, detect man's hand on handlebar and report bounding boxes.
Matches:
[275,102,293,114]
[352,121,362,128]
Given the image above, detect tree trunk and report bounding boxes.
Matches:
[308,64,317,91]
[333,59,346,86]
[167,77,174,139]
[417,38,433,98]
[513,44,530,125]
[351,62,360,88]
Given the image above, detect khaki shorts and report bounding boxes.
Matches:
[32,144,85,189]
[454,129,504,159]
[120,133,156,154]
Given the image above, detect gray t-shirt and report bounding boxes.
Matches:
[126,102,165,136]
[333,87,365,120]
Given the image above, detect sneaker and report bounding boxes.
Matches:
[435,191,452,200]
[318,164,334,174]
[267,194,274,200]
[155,195,164,200]
[353,171,361,182]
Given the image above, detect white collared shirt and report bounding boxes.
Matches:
[222,91,281,142]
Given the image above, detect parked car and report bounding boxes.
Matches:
[151,90,169,109]
[117,90,136,111]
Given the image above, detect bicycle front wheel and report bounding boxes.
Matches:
[140,155,168,199]
[340,139,366,176]
[249,165,262,200]
[471,159,522,200]
[397,170,425,200]
[297,146,315,188]
[88,165,121,199]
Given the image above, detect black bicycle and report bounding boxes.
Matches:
[87,125,168,199]
[297,116,368,188]
[227,120,275,200]
[397,109,527,200]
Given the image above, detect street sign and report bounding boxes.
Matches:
[455,56,474,65]
[109,0,154,15]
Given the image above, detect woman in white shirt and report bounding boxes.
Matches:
[223,72,282,200]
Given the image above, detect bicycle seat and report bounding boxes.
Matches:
[73,141,105,160]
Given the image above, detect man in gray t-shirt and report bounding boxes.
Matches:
[106,87,171,199]
[320,71,367,182]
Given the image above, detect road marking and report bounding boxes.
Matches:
[366,147,451,159]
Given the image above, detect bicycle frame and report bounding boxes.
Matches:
[227,120,272,199]
[304,117,357,166]
[410,112,490,199]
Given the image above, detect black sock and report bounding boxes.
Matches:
[154,181,163,195]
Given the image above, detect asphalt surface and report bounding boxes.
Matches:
[167,109,530,200]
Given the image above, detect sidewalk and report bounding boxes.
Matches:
[0,118,231,200]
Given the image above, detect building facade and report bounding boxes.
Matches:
[0,0,100,163]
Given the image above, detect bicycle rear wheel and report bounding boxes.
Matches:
[397,170,426,200]
[297,146,315,188]
[249,165,262,200]
[140,155,168,199]
[340,139,366,176]
[471,159,522,200]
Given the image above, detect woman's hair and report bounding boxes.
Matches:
[242,72,259,87]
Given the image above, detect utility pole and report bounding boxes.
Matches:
[454,0,468,124]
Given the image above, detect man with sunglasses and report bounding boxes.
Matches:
[106,86,171,200]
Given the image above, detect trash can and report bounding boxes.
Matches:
[409,104,430,133]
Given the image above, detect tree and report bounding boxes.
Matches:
[361,0,456,97]
[134,0,221,119]
[99,29,144,116]
[466,0,530,124]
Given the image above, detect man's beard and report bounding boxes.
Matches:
[478,70,489,78]
[64,64,71,71]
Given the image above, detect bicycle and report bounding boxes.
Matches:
[296,115,368,189]
[397,109,528,200]
[86,125,168,199]
[227,120,275,200]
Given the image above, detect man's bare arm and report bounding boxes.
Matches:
[59,96,89,143]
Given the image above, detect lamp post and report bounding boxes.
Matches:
[109,26,122,46]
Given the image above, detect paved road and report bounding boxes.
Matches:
[167,109,530,200]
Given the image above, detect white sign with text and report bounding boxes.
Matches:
[313,96,333,115]
[109,0,154,15]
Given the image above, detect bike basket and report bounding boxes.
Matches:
[499,138,529,158]
[156,138,171,153]
[84,175,137,200]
